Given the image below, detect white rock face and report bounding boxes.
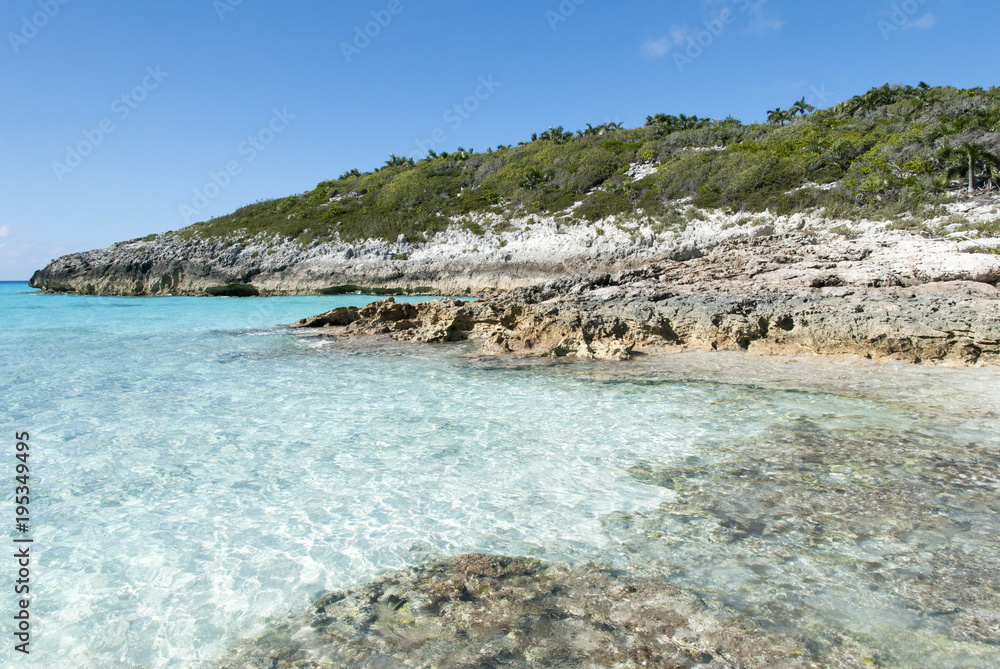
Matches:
[626,161,659,181]
[29,196,1000,296]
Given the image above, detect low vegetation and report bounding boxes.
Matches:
[176,84,1000,246]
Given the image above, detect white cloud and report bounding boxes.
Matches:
[641,0,784,61]
[746,16,785,34]
[905,13,936,31]
[703,0,784,35]
[641,36,671,58]
[0,225,10,238]
[641,25,690,59]
[0,240,71,280]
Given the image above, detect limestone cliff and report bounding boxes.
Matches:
[28,204,1000,298]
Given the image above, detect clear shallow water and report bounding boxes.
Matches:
[1,282,998,668]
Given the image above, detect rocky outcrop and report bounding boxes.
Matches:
[291,232,1000,365]
[26,219,688,296]
[214,553,874,668]
[29,200,1000,364]
[28,202,1000,297]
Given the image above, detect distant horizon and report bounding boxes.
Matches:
[5,0,1000,280]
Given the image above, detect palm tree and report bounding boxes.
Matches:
[857,83,895,112]
[767,108,788,125]
[972,108,1000,132]
[875,83,895,105]
[915,82,943,107]
[941,113,976,134]
[384,154,414,168]
[939,142,1000,195]
[791,97,815,117]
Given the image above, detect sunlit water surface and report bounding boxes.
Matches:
[1,283,998,668]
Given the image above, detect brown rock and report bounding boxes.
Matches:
[290,306,360,328]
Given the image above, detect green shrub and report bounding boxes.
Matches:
[575,191,634,221]
[176,84,1000,245]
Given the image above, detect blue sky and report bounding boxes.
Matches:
[0,0,994,279]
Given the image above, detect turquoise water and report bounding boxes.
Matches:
[1,282,999,668]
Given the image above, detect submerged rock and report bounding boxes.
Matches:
[616,419,1000,666]
[214,553,875,668]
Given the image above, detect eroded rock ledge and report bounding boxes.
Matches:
[292,233,1000,365]
[215,554,874,668]
[27,203,1000,298]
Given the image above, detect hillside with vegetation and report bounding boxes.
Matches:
[176,83,1000,246]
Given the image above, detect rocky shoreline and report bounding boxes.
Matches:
[29,203,1000,365]
[291,229,1000,365]
[27,212,694,297]
[29,205,999,664]
[28,201,1000,296]
[214,553,875,668]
